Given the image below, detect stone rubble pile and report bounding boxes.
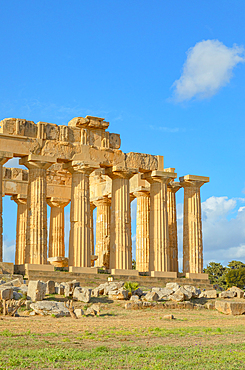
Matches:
[1,278,245,316]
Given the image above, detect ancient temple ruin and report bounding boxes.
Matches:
[0,116,209,279]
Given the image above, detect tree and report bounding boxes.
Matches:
[227,260,245,270]
[226,268,245,288]
[204,262,226,284]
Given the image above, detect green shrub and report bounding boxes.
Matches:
[124,282,139,292]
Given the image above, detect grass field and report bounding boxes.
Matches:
[0,298,245,369]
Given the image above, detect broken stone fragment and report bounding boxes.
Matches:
[215,301,245,315]
[30,301,70,317]
[27,280,46,302]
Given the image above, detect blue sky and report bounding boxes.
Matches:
[1,1,245,268]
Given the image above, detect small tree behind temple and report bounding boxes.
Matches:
[226,268,245,289]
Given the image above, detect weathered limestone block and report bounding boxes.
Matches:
[0,287,13,300]
[199,290,218,299]
[152,287,173,300]
[108,289,129,300]
[130,295,140,302]
[30,301,70,317]
[46,280,55,295]
[183,285,201,298]
[91,288,99,297]
[132,287,144,297]
[86,303,101,316]
[169,290,185,302]
[219,290,236,299]
[73,287,91,303]
[215,301,245,315]
[143,292,159,302]
[166,282,180,292]
[125,301,143,309]
[74,308,84,317]
[55,283,65,295]
[27,280,47,302]
[180,175,209,274]
[228,286,244,298]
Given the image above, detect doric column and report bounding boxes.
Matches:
[133,187,150,272]
[167,181,181,272]
[94,196,111,268]
[0,152,13,262]
[47,198,70,258]
[64,160,99,267]
[20,155,56,264]
[143,170,177,272]
[180,175,209,274]
[90,202,96,266]
[12,195,27,265]
[106,166,138,270]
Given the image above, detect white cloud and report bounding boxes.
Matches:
[172,39,245,102]
[3,238,15,263]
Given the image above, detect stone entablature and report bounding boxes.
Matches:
[0,116,209,277]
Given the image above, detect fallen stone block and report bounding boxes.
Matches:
[74,308,84,317]
[215,301,245,315]
[152,287,173,300]
[73,287,91,303]
[163,314,174,320]
[0,287,13,300]
[228,286,244,298]
[143,292,159,302]
[46,280,55,295]
[183,285,201,298]
[30,301,70,317]
[108,289,128,300]
[219,291,236,299]
[132,288,143,297]
[130,295,140,302]
[199,290,217,299]
[169,290,185,302]
[86,303,101,316]
[27,280,46,302]
[166,282,180,292]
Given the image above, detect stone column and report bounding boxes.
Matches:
[94,196,111,268]
[106,167,138,270]
[143,170,177,272]
[133,187,150,272]
[12,195,27,265]
[167,181,181,272]
[47,198,70,258]
[20,155,56,264]
[180,175,209,274]
[0,152,13,262]
[64,160,99,268]
[90,202,96,266]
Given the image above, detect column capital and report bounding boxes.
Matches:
[179,175,209,188]
[105,166,138,180]
[133,186,150,198]
[47,197,70,208]
[63,160,99,175]
[19,154,56,170]
[143,170,177,185]
[167,181,181,193]
[93,196,111,208]
[0,151,13,165]
[11,194,27,205]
